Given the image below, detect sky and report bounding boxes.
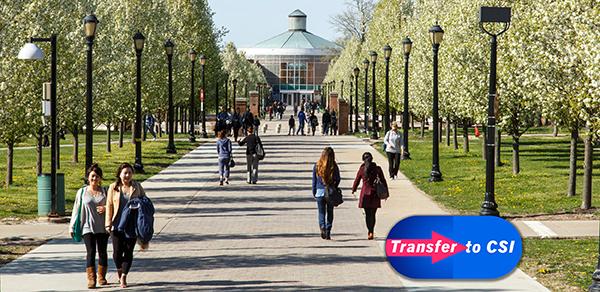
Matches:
[206,0,348,48]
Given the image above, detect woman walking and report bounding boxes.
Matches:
[69,163,109,289]
[216,129,233,185]
[105,163,147,288]
[312,147,340,240]
[352,152,388,240]
[383,123,402,179]
[238,127,263,184]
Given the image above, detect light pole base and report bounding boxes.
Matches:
[189,131,196,143]
[429,170,443,182]
[134,162,145,174]
[479,200,500,216]
[166,147,177,154]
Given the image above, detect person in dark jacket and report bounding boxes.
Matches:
[309,112,319,136]
[322,110,330,135]
[312,147,340,240]
[288,115,296,136]
[242,109,254,136]
[105,163,147,288]
[232,108,242,142]
[296,109,307,136]
[238,127,263,184]
[352,152,388,240]
[216,129,233,185]
[330,110,338,135]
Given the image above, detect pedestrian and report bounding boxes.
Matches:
[216,129,232,185]
[296,108,306,136]
[105,163,147,288]
[288,115,296,136]
[322,109,330,135]
[238,127,263,184]
[232,108,242,142]
[242,109,254,136]
[309,111,319,136]
[330,110,338,135]
[69,163,108,289]
[312,147,340,240]
[253,117,261,137]
[352,152,388,240]
[145,113,157,141]
[383,123,402,179]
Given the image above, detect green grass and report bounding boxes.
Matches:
[0,137,199,219]
[369,130,600,216]
[9,130,192,148]
[520,238,596,291]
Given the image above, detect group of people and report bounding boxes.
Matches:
[69,163,153,289]
[215,107,260,142]
[268,101,287,120]
[215,126,264,185]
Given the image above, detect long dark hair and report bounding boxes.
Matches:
[362,152,375,178]
[113,163,134,191]
[317,147,336,185]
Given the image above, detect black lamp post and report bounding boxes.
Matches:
[232,79,238,111]
[215,80,219,119]
[429,24,444,182]
[188,49,197,142]
[369,51,378,139]
[353,67,360,133]
[349,79,353,133]
[362,59,369,133]
[402,37,413,160]
[133,31,145,173]
[383,45,392,134]
[83,14,98,173]
[225,74,229,112]
[200,54,208,138]
[18,35,58,215]
[478,6,511,216]
[165,39,176,154]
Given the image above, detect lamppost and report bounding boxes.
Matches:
[232,79,238,112]
[478,6,511,216]
[225,74,229,112]
[133,31,145,173]
[188,49,197,142]
[362,59,369,133]
[165,39,176,154]
[215,80,219,119]
[353,67,360,133]
[402,37,413,160]
[383,45,392,134]
[429,24,444,182]
[369,51,378,139]
[349,78,353,133]
[200,54,208,138]
[18,35,58,216]
[83,14,98,173]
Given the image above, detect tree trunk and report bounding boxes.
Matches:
[72,128,79,163]
[119,120,124,148]
[158,122,163,138]
[132,123,136,144]
[181,107,186,134]
[411,113,414,130]
[581,136,592,209]
[496,129,502,166]
[512,136,520,174]
[174,107,179,134]
[37,128,43,176]
[439,119,443,143]
[6,142,13,185]
[446,116,450,146]
[482,126,487,161]
[567,126,578,197]
[142,116,147,141]
[56,133,60,169]
[106,122,111,153]
[552,124,558,137]
[453,122,458,150]
[420,116,425,138]
[462,121,469,153]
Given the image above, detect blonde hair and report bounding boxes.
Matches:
[316,147,336,185]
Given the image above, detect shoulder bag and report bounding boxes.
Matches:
[375,176,389,200]
[72,187,85,242]
[325,185,344,207]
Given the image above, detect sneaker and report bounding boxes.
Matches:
[219,181,223,186]
[320,228,326,239]
[225,179,229,185]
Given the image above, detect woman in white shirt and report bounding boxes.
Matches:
[383,123,402,179]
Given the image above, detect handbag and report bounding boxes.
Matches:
[229,158,235,168]
[375,176,389,200]
[72,187,85,242]
[324,185,344,207]
[256,140,265,160]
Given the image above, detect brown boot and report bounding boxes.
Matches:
[86,267,96,289]
[97,265,108,286]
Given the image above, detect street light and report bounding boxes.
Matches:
[199,54,207,138]
[369,51,378,139]
[232,78,238,112]
[383,45,392,134]
[18,35,58,216]
[353,67,360,133]
[133,31,145,173]
[188,49,197,142]
[402,37,413,160]
[478,7,510,215]
[362,59,369,134]
[429,24,444,182]
[349,78,353,133]
[83,14,98,173]
[225,74,229,112]
[165,39,176,154]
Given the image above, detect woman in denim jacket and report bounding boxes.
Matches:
[312,147,340,240]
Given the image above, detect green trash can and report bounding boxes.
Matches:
[37,173,65,216]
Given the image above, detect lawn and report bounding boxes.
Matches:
[370,129,600,216]
[520,238,597,291]
[0,134,199,219]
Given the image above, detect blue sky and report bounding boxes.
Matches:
[207,0,348,48]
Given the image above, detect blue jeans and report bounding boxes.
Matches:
[218,157,230,179]
[316,196,334,231]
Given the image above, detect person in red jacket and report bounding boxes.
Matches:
[352,152,388,240]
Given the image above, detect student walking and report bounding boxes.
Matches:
[309,111,319,136]
[216,130,233,185]
[383,123,402,179]
[232,108,242,142]
[239,127,263,184]
[105,163,147,288]
[69,163,108,289]
[288,115,296,136]
[352,152,388,240]
[330,110,338,135]
[296,108,307,136]
[312,147,340,240]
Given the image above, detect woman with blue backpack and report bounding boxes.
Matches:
[217,129,233,185]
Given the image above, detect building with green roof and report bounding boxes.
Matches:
[240,9,341,106]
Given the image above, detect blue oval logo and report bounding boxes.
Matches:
[385,215,522,279]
